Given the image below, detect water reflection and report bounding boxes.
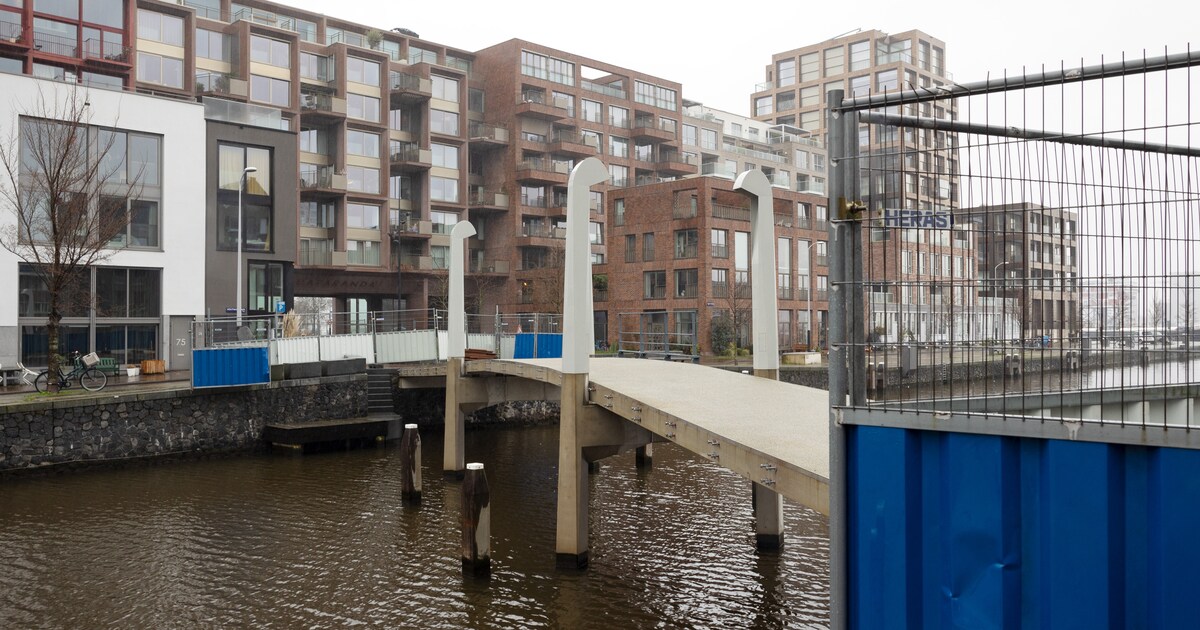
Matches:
[0,425,829,628]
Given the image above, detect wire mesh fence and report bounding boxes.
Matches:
[831,47,1200,426]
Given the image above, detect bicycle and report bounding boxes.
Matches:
[34,351,108,393]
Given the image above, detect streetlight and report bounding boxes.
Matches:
[993,261,1014,341]
[236,166,258,329]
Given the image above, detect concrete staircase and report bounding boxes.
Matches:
[367,367,396,415]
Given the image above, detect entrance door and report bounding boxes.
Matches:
[169,315,194,371]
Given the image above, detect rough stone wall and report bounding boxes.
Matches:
[392,387,560,428]
[0,376,366,473]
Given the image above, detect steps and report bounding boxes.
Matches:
[366,367,396,414]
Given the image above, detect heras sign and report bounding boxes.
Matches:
[882,208,954,229]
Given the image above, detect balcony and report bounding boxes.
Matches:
[593,289,608,302]
[299,165,346,192]
[516,158,570,185]
[712,203,751,222]
[632,117,675,142]
[32,31,77,57]
[700,162,736,179]
[300,92,347,120]
[516,91,571,121]
[656,151,698,176]
[196,71,248,98]
[517,223,566,247]
[392,217,433,239]
[469,258,510,274]
[550,131,600,157]
[390,71,432,105]
[0,20,26,50]
[468,122,509,149]
[399,254,434,271]
[468,188,509,212]
[81,38,130,66]
[581,79,625,99]
[390,142,431,172]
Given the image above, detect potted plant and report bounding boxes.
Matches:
[366,29,383,50]
[126,364,141,377]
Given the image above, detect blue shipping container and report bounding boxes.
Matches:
[192,347,270,388]
[847,425,1200,628]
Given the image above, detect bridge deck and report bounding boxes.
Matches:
[467,357,830,514]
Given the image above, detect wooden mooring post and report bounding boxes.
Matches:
[461,462,491,576]
[400,423,422,504]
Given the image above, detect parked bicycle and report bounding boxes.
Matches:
[34,351,108,393]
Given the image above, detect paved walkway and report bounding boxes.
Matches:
[0,371,192,408]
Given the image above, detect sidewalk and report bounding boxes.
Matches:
[0,370,192,407]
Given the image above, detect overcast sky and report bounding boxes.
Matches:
[285,0,1195,115]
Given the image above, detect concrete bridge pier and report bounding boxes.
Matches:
[753,483,785,550]
[443,356,466,478]
[635,444,653,469]
[556,371,591,569]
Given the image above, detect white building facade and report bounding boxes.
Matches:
[0,74,206,370]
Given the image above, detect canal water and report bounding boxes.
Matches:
[0,425,829,628]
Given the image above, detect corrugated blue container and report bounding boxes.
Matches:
[847,425,1200,628]
[192,347,270,388]
[512,333,563,359]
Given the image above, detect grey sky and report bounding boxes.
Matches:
[286,0,1194,115]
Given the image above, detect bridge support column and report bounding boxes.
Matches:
[443,357,465,478]
[753,483,785,550]
[556,372,589,569]
[753,368,779,380]
[635,444,653,469]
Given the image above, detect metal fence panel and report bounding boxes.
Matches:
[375,330,438,363]
[318,334,375,363]
[191,347,270,388]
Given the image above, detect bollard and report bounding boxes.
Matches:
[400,423,422,504]
[461,462,491,576]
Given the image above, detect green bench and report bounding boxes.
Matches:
[94,357,121,376]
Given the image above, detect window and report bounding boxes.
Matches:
[877,69,898,92]
[735,231,749,272]
[137,9,183,46]
[608,136,628,158]
[634,80,677,111]
[682,124,697,146]
[674,229,698,259]
[346,56,380,86]
[755,96,772,116]
[300,201,335,228]
[700,128,717,150]
[849,40,870,70]
[521,50,574,85]
[711,268,730,298]
[250,74,290,107]
[346,203,380,230]
[625,234,636,262]
[468,88,485,113]
[430,109,458,135]
[431,143,458,169]
[824,46,844,76]
[609,105,629,128]
[300,52,331,81]
[250,35,289,68]
[345,129,380,158]
[711,229,728,258]
[345,165,380,194]
[643,232,655,261]
[430,176,459,202]
[614,198,625,226]
[777,59,796,87]
[347,240,380,265]
[581,99,601,123]
[248,262,284,313]
[83,0,124,28]
[609,163,627,187]
[136,52,183,88]
[776,91,795,112]
[432,75,458,101]
[347,93,380,122]
[675,269,698,298]
[799,110,819,132]
[430,245,450,269]
[589,221,604,244]
[800,52,819,81]
[643,271,666,299]
[196,29,228,61]
[431,210,457,234]
[217,143,273,251]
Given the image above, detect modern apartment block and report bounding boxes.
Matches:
[0,73,207,367]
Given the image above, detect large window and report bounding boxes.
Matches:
[430,109,458,135]
[347,93,380,122]
[137,9,183,46]
[777,59,796,87]
[431,75,458,101]
[217,143,273,251]
[250,35,289,68]
[521,49,573,85]
[674,229,698,259]
[137,52,183,88]
[248,262,284,313]
[300,200,335,228]
[346,203,380,230]
[431,143,458,169]
[250,74,290,107]
[609,136,628,158]
[674,269,698,298]
[345,165,380,194]
[345,129,380,158]
[849,40,870,71]
[643,271,666,299]
[347,240,380,266]
[800,52,819,81]
[581,100,601,123]
[196,29,229,61]
[430,176,458,202]
[346,56,379,86]
[634,80,677,111]
[609,105,628,129]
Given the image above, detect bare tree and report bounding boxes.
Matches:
[0,88,139,384]
[714,273,752,362]
[1149,298,1166,330]
[528,243,566,315]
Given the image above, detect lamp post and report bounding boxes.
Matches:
[236,166,258,328]
[390,224,404,330]
[993,261,1014,341]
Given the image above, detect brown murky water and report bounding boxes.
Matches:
[0,425,829,628]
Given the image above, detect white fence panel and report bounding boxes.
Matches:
[438,331,448,361]
[499,335,516,360]
[466,333,497,354]
[272,336,320,365]
[375,330,439,363]
[320,334,376,363]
